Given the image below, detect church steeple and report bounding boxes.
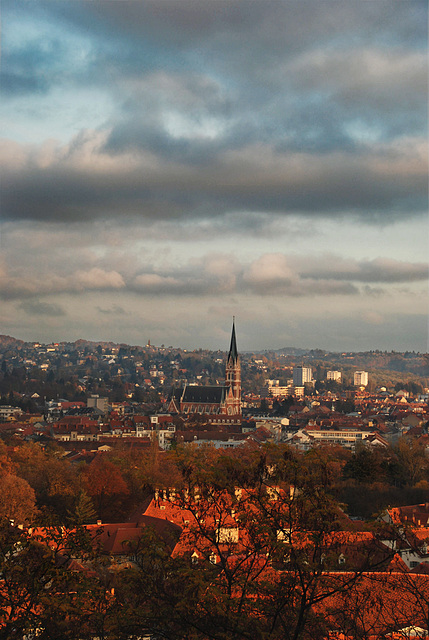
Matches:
[225,318,241,416]
[227,317,238,366]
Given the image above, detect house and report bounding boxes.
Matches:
[85,516,182,568]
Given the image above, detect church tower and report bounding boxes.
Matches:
[225,319,241,415]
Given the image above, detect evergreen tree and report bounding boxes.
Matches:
[68,490,97,525]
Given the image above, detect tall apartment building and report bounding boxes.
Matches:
[327,370,342,382]
[354,371,368,387]
[87,394,109,414]
[293,366,313,386]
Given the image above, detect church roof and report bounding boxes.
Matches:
[181,385,228,404]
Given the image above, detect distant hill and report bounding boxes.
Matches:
[73,339,120,349]
[0,335,25,349]
[270,348,429,377]
[0,335,428,377]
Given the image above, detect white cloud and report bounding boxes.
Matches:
[0,267,125,299]
[72,268,125,290]
[133,274,180,292]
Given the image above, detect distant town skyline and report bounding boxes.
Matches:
[1,1,428,353]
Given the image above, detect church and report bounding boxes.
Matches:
[168,321,242,425]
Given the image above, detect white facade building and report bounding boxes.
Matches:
[285,428,375,451]
[327,370,342,382]
[354,371,369,387]
[261,379,292,398]
[0,405,23,420]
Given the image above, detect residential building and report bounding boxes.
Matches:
[135,415,176,449]
[261,379,292,399]
[327,370,342,382]
[285,428,377,451]
[293,366,313,386]
[354,371,369,387]
[0,405,23,420]
[87,394,109,414]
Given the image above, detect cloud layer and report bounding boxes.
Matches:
[1,0,427,351]
[1,247,426,301]
[3,0,427,226]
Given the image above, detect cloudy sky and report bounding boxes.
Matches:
[1,0,428,352]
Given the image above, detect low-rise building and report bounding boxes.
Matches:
[0,405,23,420]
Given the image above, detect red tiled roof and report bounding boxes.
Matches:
[86,515,181,556]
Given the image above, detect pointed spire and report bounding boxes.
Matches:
[227,317,238,364]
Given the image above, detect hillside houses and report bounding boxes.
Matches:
[0,333,428,456]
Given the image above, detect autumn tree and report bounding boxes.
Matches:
[114,445,395,640]
[8,443,80,522]
[0,474,37,524]
[83,455,129,521]
[0,443,426,639]
[0,520,121,640]
[390,438,429,487]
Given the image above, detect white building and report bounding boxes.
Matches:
[293,386,305,398]
[135,416,176,449]
[354,371,369,387]
[0,405,23,420]
[327,370,342,382]
[292,366,313,386]
[261,379,292,398]
[285,428,376,451]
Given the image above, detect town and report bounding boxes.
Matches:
[1,332,428,455]
[1,329,429,638]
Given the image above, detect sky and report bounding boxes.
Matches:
[1,0,428,353]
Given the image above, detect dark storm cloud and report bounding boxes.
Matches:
[63,0,427,55]
[19,300,65,317]
[2,0,427,225]
[6,0,426,139]
[97,305,126,315]
[2,133,426,223]
[300,258,429,283]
